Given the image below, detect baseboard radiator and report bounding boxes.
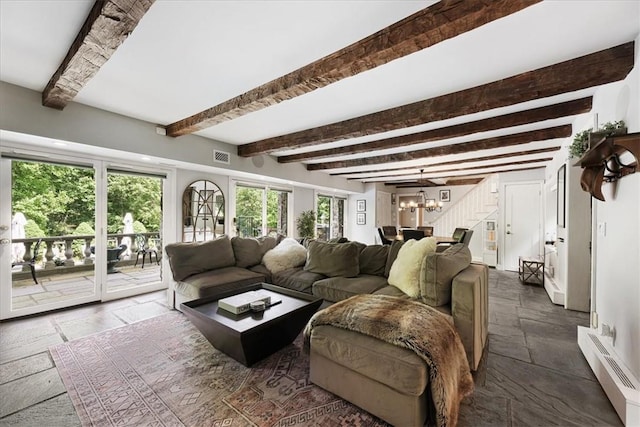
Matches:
[578,326,640,426]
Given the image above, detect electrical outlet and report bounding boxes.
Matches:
[597,222,606,237]
[591,311,598,328]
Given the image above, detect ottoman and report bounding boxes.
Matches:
[308,324,431,427]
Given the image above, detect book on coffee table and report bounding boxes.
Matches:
[218,290,272,314]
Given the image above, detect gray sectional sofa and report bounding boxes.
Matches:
[164,235,488,371]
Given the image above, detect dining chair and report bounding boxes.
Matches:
[382,226,398,237]
[461,229,474,246]
[377,228,393,245]
[417,226,434,237]
[401,229,425,241]
[436,227,469,252]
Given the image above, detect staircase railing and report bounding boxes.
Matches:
[429,174,498,236]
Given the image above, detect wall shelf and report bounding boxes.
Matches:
[574,132,640,201]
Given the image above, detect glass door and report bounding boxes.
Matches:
[0,157,100,319]
[104,169,164,298]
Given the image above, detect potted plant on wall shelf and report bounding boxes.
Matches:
[569,120,627,159]
[296,210,316,239]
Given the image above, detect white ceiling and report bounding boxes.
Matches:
[1,0,639,185]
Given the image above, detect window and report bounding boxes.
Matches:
[316,194,346,241]
[234,182,291,238]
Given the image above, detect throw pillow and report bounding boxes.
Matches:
[387,237,437,297]
[262,238,307,274]
[304,240,360,278]
[421,243,472,306]
[164,235,235,282]
[359,245,389,276]
[384,239,404,277]
[231,236,277,268]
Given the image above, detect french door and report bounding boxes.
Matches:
[0,152,169,319]
[234,182,291,238]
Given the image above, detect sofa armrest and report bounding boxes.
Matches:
[451,263,489,371]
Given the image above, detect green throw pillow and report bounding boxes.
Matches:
[164,235,235,282]
[304,240,360,278]
[231,236,277,268]
[359,245,389,276]
[421,243,472,306]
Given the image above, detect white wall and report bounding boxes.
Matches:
[0,81,364,195]
[590,48,639,378]
[348,183,377,245]
[543,36,639,378]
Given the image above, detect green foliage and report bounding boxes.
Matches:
[236,187,263,236]
[133,221,147,234]
[24,219,45,238]
[11,161,162,239]
[296,210,316,238]
[569,120,626,159]
[12,162,95,235]
[107,174,161,233]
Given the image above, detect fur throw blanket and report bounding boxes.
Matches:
[303,294,473,427]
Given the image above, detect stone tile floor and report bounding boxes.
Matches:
[0,270,622,426]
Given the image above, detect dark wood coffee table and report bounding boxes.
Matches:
[180,283,323,366]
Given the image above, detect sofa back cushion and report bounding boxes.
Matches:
[304,240,360,278]
[359,245,389,276]
[164,235,236,282]
[384,239,404,277]
[231,236,277,268]
[421,243,472,306]
[387,237,437,297]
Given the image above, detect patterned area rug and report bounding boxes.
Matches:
[50,311,388,427]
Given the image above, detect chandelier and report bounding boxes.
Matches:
[399,169,443,213]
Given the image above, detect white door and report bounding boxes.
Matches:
[504,182,543,271]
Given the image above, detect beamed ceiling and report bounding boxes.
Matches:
[1,0,639,188]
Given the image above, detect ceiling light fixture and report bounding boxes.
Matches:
[399,169,443,213]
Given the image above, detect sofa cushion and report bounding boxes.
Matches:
[262,238,307,274]
[384,239,404,277]
[174,266,264,299]
[313,275,388,302]
[231,236,277,268]
[310,325,428,396]
[359,245,389,277]
[164,236,235,282]
[272,267,326,294]
[421,243,472,306]
[387,237,437,298]
[249,263,272,284]
[304,240,360,278]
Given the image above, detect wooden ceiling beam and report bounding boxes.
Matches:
[332,146,561,177]
[278,98,590,163]
[344,145,562,181]
[42,0,155,110]
[308,125,571,171]
[357,158,553,182]
[390,166,545,186]
[166,0,540,137]
[239,42,633,157]
[391,177,484,187]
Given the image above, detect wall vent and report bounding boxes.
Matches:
[605,356,637,390]
[589,333,610,356]
[213,150,230,164]
[579,327,640,426]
